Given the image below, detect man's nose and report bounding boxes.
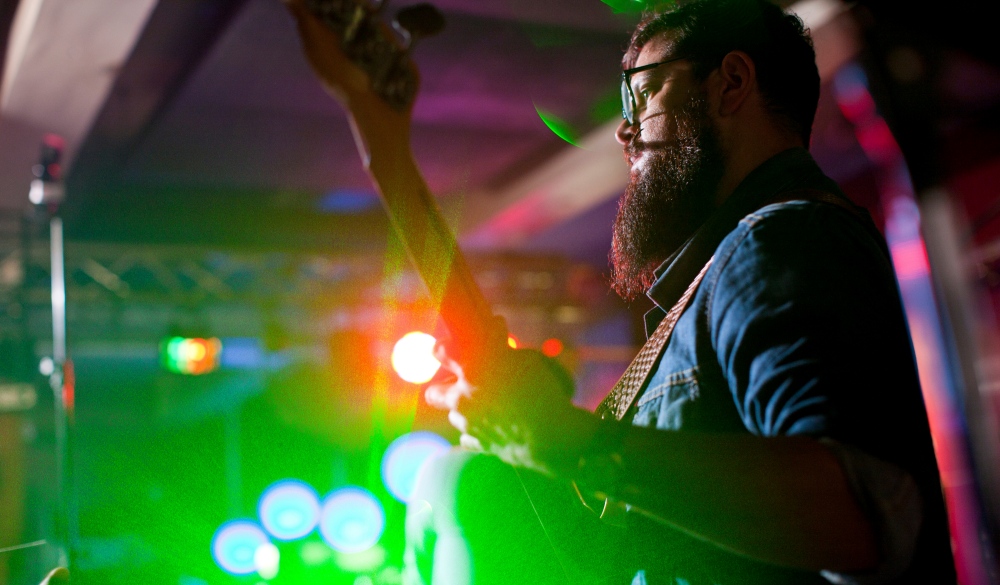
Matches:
[615,117,635,146]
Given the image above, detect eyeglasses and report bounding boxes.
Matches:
[620,56,687,126]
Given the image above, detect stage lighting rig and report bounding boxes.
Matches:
[28,134,65,206]
[160,336,223,375]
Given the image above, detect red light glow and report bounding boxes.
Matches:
[541,338,564,357]
[890,239,931,280]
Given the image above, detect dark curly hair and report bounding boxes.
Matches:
[625,0,820,145]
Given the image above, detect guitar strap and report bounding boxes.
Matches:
[594,258,714,421]
[594,188,870,422]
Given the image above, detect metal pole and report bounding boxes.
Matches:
[31,135,73,572]
[48,213,72,570]
[50,216,65,365]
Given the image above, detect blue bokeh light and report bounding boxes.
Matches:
[258,480,321,540]
[319,487,385,553]
[381,431,451,503]
[211,520,269,575]
[318,189,379,214]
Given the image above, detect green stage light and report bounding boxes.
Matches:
[161,337,222,375]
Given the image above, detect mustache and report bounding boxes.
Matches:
[623,111,673,158]
[625,137,674,165]
[625,136,675,166]
[626,130,706,165]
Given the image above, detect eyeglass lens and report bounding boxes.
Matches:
[619,57,685,126]
[621,77,634,125]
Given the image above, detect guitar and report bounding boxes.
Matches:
[286,0,506,373]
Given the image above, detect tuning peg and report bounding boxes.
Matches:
[393,4,445,50]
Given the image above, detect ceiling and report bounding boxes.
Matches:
[3,0,1000,264]
[0,0,647,260]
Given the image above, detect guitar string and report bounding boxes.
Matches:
[0,540,47,555]
[509,466,576,585]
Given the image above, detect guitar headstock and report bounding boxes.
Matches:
[290,0,496,368]
[302,0,444,112]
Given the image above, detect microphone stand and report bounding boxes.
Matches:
[29,135,75,572]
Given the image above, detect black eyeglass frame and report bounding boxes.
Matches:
[620,56,687,125]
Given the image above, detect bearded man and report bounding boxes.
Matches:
[286,0,956,583]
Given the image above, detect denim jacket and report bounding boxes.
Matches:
[624,149,954,585]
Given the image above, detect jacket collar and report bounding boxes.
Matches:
[642,148,842,336]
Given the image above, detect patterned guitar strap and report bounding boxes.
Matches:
[574,258,713,524]
[595,257,715,422]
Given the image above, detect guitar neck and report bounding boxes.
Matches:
[364,134,498,362]
[291,0,497,365]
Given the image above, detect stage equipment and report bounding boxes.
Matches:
[161,337,223,375]
[29,134,75,570]
[28,135,65,206]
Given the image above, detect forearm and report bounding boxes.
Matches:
[432,346,881,572]
[559,411,879,571]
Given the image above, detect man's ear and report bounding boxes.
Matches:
[714,50,756,117]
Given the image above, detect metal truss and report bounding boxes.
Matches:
[1,210,610,347]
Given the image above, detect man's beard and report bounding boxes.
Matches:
[610,93,724,302]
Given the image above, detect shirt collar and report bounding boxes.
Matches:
[644,147,839,316]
